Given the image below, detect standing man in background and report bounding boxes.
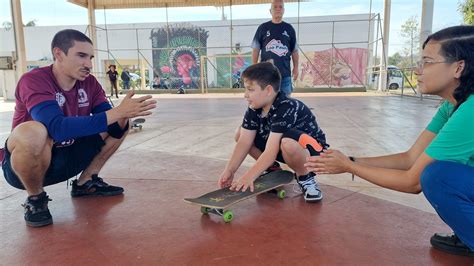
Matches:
[107,65,119,98]
[251,0,299,96]
[121,68,131,91]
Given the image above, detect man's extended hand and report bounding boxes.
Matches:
[116,90,157,118]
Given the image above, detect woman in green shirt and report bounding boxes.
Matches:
[306,25,474,257]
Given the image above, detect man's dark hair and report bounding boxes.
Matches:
[242,62,281,92]
[51,29,93,59]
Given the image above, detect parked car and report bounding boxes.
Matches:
[370,65,404,90]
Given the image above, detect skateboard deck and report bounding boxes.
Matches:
[184,170,294,222]
[131,118,145,130]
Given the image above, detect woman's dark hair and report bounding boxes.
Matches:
[423,25,474,112]
[51,29,92,60]
[242,62,281,92]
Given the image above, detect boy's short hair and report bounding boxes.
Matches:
[242,62,281,92]
[51,29,93,59]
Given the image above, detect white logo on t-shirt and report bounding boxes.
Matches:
[55,139,75,147]
[266,30,270,37]
[55,92,66,107]
[265,39,289,57]
[78,88,89,107]
[282,30,289,37]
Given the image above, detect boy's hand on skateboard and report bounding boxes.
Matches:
[116,90,157,118]
[218,169,234,188]
[230,175,255,192]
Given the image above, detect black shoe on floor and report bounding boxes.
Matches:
[263,162,282,175]
[71,174,124,197]
[430,233,474,257]
[22,191,53,227]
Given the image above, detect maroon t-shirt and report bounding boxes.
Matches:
[1,65,108,161]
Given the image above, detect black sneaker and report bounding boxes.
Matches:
[22,192,53,227]
[263,162,282,175]
[71,174,124,197]
[430,233,474,257]
[296,172,323,202]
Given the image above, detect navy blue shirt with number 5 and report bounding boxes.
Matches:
[251,21,297,78]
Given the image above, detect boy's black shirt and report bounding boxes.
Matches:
[242,92,327,146]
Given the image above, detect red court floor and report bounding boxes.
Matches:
[1,94,473,265]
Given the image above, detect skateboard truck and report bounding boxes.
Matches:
[200,208,234,223]
[131,118,145,131]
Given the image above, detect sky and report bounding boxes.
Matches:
[0,0,464,56]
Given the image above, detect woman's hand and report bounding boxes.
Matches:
[305,149,353,174]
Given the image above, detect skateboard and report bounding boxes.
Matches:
[131,118,145,130]
[184,170,294,223]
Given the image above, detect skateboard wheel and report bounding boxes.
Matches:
[278,189,286,199]
[223,210,233,223]
[200,207,210,215]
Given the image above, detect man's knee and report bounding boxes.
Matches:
[8,121,51,155]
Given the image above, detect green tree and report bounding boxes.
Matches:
[388,52,403,66]
[400,16,420,69]
[459,0,474,24]
[1,19,38,30]
[25,19,37,27]
[2,21,12,30]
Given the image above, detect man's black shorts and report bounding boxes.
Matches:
[2,134,105,189]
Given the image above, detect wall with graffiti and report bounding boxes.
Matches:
[151,24,209,89]
[5,14,373,90]
[299,47,367,88]
[212,54,252,88]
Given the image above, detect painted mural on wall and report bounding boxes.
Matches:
[214,53,252,88]
[299,48,367,87]
[151,24,209,89]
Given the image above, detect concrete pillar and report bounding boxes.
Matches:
[10,0,27,78]
[420,0,434,49]
[0,70,18,100]
[140,60,146,90]
[87,0,100,74]
[379,0,390,91]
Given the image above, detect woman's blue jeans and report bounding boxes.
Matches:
[421,160,474,250]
